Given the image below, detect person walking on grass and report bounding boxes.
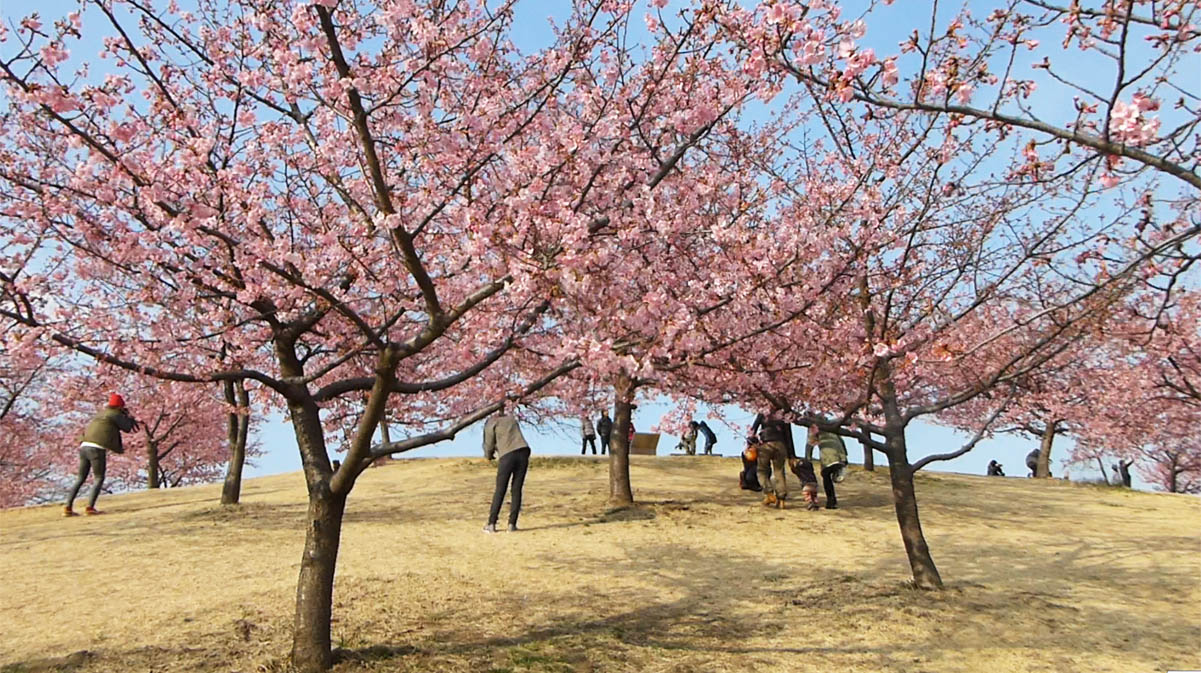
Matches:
[751,410,795,509]
[580,416,598,455]
[64,393,140,517]
[810,426,848,510]
[596,411,612,455]
[483,403,531,533]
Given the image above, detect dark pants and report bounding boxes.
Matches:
[67,446,106,508]
[581,436,597,455]
[702,436,715,455]
[488,448,530,526]
[599,435,609,455]
[820,463,839,507]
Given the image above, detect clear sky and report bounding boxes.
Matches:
[1,0,1137,488]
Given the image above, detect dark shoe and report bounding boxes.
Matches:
[63,506,78,517]
[507,524,518,533]
[825,503,838,510]
[483,523,498,534]
[807,502,820,511]
[84,506,103,516]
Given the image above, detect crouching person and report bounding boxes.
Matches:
[790,458,820,510]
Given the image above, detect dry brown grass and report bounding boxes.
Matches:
[1,456,1198,673]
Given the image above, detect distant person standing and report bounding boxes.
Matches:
[810,426,848,510]
[696,420,717,455]
[580,416,598,455]
[483,404,531,533]
[64,393,139,517]
[751,410,795,508]
[596,411,612,455]
[1113,459,1134,487]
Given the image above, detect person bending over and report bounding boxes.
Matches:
[65,393,139,517]
[483,404,531,533]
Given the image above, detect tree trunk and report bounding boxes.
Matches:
[1035,419,1056,478]
[1169,454,1179,493]
[608,374,635,506]
[884,429,943,590]
[221,380,250,505]
[861,436,874,471]
[1096,457,1109,485]
[287,395,342,672]
[146,439,160,490]
[291,482,347,673]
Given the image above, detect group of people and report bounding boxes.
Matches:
[740,412,848,511]
[676,420,717,455]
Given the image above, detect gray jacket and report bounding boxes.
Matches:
[581,417,596,439]
[483,414,529,460]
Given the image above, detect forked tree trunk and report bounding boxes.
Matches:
[608,374,635,506]
[884,427,943,590]
[221,380,251,505]
[861,436,874,471]
[1035,419,1056,478]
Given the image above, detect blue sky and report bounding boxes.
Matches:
[2,0,1147,487]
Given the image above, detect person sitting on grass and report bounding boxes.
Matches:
[64,393,140,517]
[740,436,763,491]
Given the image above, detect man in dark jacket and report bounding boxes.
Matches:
[750,411,796,508]
[65,393,139,516]
[483,404,532,533]
[596,411,613,455]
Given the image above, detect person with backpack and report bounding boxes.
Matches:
[483,404,532,533]
[596,411,612,455]
[64,393,140,517]
[809,425,848,510]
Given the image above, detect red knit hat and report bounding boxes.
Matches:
[108,393,126,408]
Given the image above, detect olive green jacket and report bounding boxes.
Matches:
[483,414,529,460]
[816,431,848,468]
[80,407,136,453]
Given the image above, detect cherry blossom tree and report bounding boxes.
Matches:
[0,1,763,668]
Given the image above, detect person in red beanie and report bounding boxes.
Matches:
[64,393,140,516]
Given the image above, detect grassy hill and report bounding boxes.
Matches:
[1,456,1197,673]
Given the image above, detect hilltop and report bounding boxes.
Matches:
[1,456,1197,672]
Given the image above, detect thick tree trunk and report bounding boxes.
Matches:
[1169,454,1179,493]
[291,483,347,673]
[884,430,943,589]
[1035,419,1056,478]
[221,380,250,505]
[861,436,874,471]
[608,374,635,506]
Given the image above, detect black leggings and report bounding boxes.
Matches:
[488,448,530,526]
[581,436,597,454]
[599,435,609,455]
[820,464,838,506]
[67,446,107,508]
